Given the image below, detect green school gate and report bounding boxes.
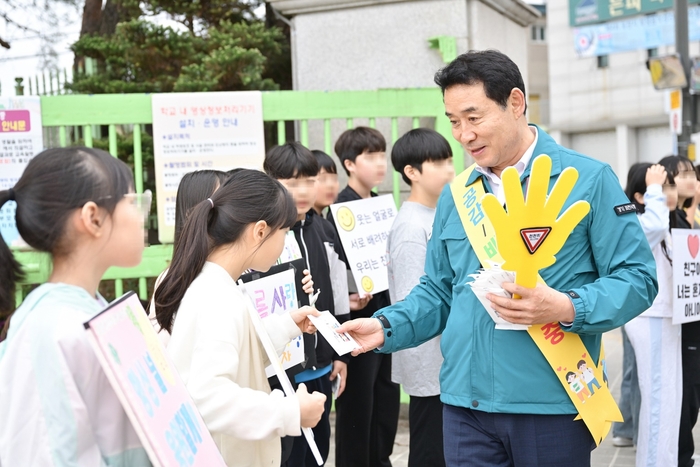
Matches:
[12,89,463,305]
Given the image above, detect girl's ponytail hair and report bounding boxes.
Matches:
[154,169,296,333]
[0,147,134,339]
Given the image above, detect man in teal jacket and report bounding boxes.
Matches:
[338,50,658,466]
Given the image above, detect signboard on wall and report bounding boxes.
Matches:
[0,96,43,248]
[151,92,265,244]
[573,6,700,57]
[569,0,700,27]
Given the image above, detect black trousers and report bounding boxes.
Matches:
[679,336,700,467]
[335,351,400,467]
[284,373,333,466]
[408,395,445,467]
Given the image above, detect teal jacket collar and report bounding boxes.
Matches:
[464,125,563,186]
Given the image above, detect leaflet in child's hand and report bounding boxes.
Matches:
[308,311,361,356]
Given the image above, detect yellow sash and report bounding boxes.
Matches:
[451,163,622,445]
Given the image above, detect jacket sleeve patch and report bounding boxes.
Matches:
[613,203,637,216]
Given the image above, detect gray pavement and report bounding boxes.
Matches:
[326,328,700,467]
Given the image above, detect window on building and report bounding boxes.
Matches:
[531,25,546,42]
[597,55,609,68]
[647,48,658,58]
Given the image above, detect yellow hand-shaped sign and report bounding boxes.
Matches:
[481,155,591,290]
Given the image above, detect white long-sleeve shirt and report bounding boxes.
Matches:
[166,262,302,467]
[0,283,150,467]
[637,184,673,318]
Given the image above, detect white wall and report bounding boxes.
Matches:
[292,0,469,91]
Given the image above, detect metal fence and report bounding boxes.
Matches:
[13,88,462,305]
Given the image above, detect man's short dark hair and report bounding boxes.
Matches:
[434,49,527,114]
[391,128,452,185]
[334,127,386,175]
[264,142,319,179]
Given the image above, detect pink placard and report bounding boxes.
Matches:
[0,109,31,133]
[85,292,226,467]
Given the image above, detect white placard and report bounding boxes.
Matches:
[329,195,397,295]
[237,281,323,465]
[0,96,43,247]
[672,228,700,324]
[241,269,304,377]
[151,92,265,243]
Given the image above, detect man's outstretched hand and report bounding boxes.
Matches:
[335,318,385,356]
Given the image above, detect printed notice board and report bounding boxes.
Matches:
[151,92,265,243]
[329,195,397,295]
[85,291,227,467]
[0,96,43,247]
[673,229,700,324]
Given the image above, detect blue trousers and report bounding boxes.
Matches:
[443,405,595,467]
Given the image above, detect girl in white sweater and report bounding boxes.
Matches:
[623,163,681,467]
[153,169,326,467]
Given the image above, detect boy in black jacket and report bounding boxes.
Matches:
[264,142,350,467]
[327,127,400,467]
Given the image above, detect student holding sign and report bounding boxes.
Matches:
[337,51,658,466]
[623,162,682,467]
[0,148,152,466]
[153,170,326,467]
[264,142,349,467]
[658,155,700,467]
[328,127,400,467]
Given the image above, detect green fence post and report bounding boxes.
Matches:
[391,117,400,206]
[300,120,309,146]
[277,120,286,145]
[84,125,93,148]
[324,119,332,155]
[134,124,144,193]
[108,125,118,157]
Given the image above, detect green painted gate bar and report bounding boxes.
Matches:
[13,88,464,305]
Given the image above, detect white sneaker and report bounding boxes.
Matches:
[612,436,634,447]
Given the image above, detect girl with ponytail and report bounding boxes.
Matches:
[0,147,152,466]
[153,169,326,467]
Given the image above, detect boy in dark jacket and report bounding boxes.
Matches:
[327,127,400,467]
[264,142,350,466]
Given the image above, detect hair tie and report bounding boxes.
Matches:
[207,198,214,208]
[7,188,15,201]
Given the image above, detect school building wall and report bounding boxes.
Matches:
[269,0,539,200]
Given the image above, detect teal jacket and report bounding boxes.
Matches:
[375,127,658,415]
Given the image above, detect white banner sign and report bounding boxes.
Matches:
[330,195,397,295]
[242,268,304,377]
[0,96,43,248]
[151,91,265,243]
[672,228,700,324]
